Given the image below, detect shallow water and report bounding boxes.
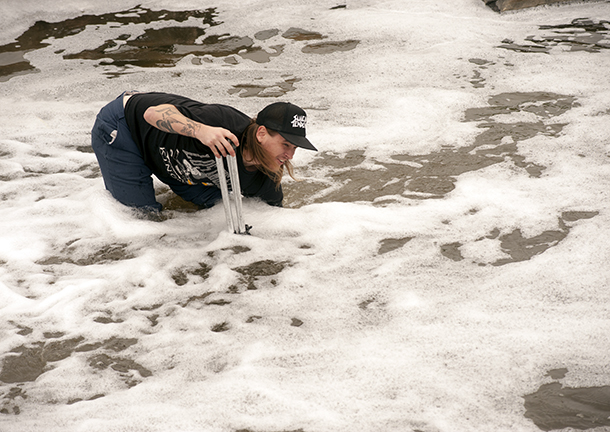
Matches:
[282,89,599,267]
[284,91,576,205]
[499,17,610,53]
[0,334,142,404]
[1,2,609,431]
[524,369,610,431]
[0,6,358,81]
[0,252,295,414]
[0,7,218,81]
[440,210,599,265]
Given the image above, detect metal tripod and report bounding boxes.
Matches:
[215,151,250,235]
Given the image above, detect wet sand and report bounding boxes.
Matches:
[1,254,299,414]
[1,6,608,429]
[0,6,359,82]
[524,369,610,431]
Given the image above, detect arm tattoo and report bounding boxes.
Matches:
[154,106,200,138]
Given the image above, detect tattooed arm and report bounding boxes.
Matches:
[143,104,238,157]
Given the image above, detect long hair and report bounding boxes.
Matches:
[240,119,296,187]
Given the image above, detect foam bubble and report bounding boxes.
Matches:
[1,1,609,431]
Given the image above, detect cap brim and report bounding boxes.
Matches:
[279,131,317,151]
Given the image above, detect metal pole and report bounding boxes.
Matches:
[226,154,246,234]
[215,156,235,233]
[215,152,249,234]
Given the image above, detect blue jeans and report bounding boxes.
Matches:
[91,93,221,211]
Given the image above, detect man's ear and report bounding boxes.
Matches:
[256,125,267,142]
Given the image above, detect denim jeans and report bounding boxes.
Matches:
[91,93,221,211]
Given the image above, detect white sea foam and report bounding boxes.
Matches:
[1,0,609,431]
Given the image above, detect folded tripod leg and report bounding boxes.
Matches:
[215,154,249,234]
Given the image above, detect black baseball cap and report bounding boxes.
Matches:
[256,102,317,151]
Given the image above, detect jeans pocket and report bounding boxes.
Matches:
[92,117,118,146]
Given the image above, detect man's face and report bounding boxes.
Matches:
[257,126,297,170]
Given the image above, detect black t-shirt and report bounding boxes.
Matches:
[124,92,282,206]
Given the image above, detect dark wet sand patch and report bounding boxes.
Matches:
[546,368,568,380]
[290,318,304,327]
[172,262,212,286]
[8,322,33,336]
[171,262,237,308]
[440,242,464,262]
[128,303,164,328]
[89,353,151,387]
[561,211,599,222]
[1,9,358,81]
[207,245,252,262]
[235,45,285,63]
[499,18,610,54]
[285,92,576,207]
[233,260,289,291]
[174,34,254,57]
[225,246,252,255]
[0,341,74,384]
[358,296,387,310]
[282,28,324,41]
[255,29,280,40]
[284,92,591,266]
[211,322,231,332]
[302,40,360,54]
[67,27,214,68]
[486,0,574,13]
[78,337,138,354]
[0,56,37,82]
[0,335,147,413]
[0,6,218,81]
[93,315,124,324]
[378,237,413,255]
[524,379,610,430]
[126,303,165,327]
[463,58,496,88]
[464,92,577,120]
[36,243,134,267]
[0,336,139,384]
[492,210,598,265]
[180,292,213,308]
[207,299,232,306]
[228,77,301,98]
[491,227,566,266]
[67,393,105,405]
[441,211,598,265]
[0,387,26,415]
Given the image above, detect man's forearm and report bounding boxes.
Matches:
[144,104,201,138]
[142,103,239,157]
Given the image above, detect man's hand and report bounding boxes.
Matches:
[143,104,239,157]
[194,124,239,158]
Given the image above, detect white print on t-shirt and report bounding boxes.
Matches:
[160,148,231,189]
[291,114,306,129]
